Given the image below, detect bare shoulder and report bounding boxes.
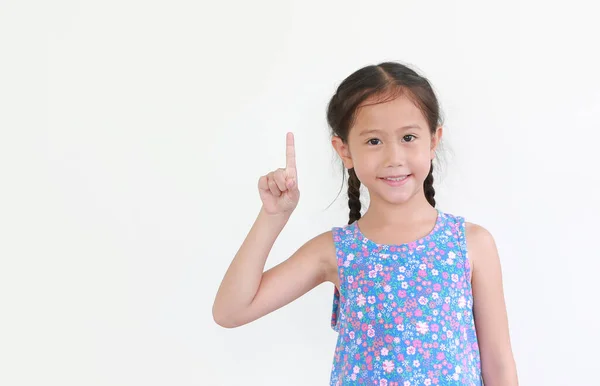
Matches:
[465,222,500,272]
[302,230,338,287]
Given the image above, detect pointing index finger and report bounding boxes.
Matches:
[285,132,296,176]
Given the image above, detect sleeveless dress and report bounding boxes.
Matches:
[329,209,482,385]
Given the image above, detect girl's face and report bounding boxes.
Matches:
[333,94,442,205]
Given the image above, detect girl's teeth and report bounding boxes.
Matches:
[385,176,407,181]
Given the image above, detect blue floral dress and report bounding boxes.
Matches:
[329,209,482,385]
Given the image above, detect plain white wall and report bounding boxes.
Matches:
[1,0,599,385]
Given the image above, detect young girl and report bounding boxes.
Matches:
[212,62,518,386]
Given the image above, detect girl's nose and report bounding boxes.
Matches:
[385,143,406,167]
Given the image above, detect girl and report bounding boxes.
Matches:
[212,62,518,385]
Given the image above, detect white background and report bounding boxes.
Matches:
[1,1,599,385]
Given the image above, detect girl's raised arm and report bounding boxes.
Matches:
[212,133,336,328]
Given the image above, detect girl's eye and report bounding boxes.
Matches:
[403,135,416,142]
[367,138,381,145]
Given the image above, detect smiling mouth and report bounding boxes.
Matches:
[379,175,411,181]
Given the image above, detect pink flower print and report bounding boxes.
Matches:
[398,290,407,298]
[418,270,427,277]
[416,321,429,334]
[368,296,376,304]
[357,294,366,306]
[433,283,442,291]
[383,360,395,373]
[418,296,429,306]
[431,323,440,332]
[442,303,450,312]
[369,270,377,278]
[407,346,416,355]
[437,352,445,361]
[409,241,417,249]
[380,379,388,386]
[394,316,404,324]
[414,309,423,317]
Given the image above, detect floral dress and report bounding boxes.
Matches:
[329,209,482,385]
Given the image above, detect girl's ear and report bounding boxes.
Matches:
[430,126,443,159]
[331,136,354,169]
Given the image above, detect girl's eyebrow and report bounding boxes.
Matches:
[358,125,422,136]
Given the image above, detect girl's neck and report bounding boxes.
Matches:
[359,193,437,228]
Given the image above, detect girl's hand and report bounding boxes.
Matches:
[258,132,300,216]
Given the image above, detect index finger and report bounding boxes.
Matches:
[285,132,296,173]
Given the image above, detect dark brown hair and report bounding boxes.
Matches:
[326,62,443,224]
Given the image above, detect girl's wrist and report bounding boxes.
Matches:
[258,206,292,225]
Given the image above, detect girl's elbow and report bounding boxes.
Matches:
[482,357,519,386]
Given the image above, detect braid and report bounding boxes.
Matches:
[347,168,362,224]
[424,161,436,207]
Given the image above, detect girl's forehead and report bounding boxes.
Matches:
[352,95,427,131]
